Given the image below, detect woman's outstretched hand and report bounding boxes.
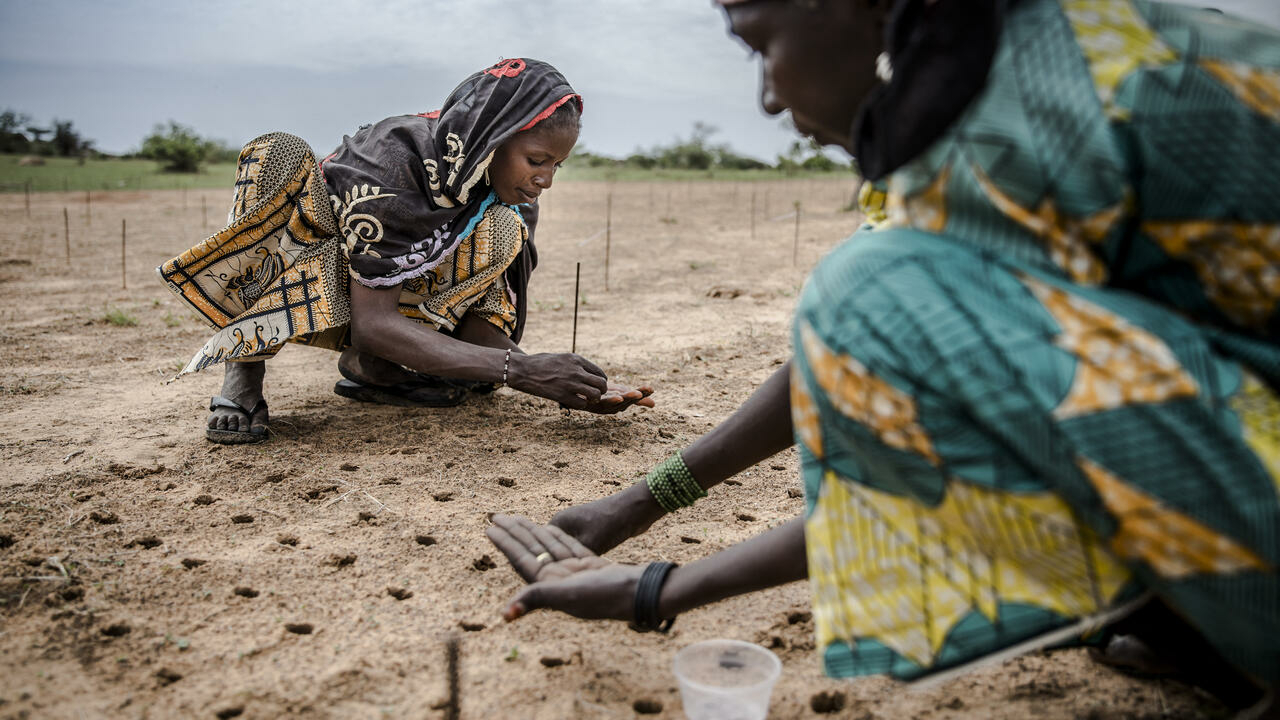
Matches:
[549,482,666,554]
[486,514,642,622]
[583,381,655,415]
[507,352,653,414]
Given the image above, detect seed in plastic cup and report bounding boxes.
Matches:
[673,639,782,720]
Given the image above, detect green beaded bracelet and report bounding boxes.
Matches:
[643,452,707,514]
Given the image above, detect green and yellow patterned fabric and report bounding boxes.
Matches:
[794,0,1280,687]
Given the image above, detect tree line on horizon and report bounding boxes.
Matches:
[3,109,846,176]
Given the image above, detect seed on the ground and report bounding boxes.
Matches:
[680,536,702,544]
[539,656,566,668]
[459,621,485,632]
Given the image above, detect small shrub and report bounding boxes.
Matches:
[103,306,137,326]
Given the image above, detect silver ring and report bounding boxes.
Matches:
[535,551,553,565]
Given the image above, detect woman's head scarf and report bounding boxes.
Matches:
[322,58,580,341]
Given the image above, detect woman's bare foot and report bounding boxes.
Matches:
[338,348,419,386]
[207,360,268,437]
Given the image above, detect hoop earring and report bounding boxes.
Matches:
[875,52,894,83]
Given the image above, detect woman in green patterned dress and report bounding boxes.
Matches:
[486,0,1280,711]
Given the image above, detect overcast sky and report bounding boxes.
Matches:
[2,0,1277,161]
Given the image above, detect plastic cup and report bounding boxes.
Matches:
[673,639,782,720]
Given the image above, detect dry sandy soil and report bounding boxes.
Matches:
[0,181,1230,719]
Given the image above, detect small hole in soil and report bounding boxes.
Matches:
[357,511,376,522]
[233,587,259,598]
[415,535,436,546]
[277,535,298,546]
[497,478,516,488]
[0,534,15,549]
[100,623,131,637]
[552,461,570,468]
[90,511,119,525]
[787,488,803,498]
[432,491,454,502]
[387,587,413,601]
[155,668,182,686]
[723,479,742,486]
[340,463,358,471]
[230,514,254,524]
[181,558,206,569]
[305,485,337,500]
[680,536,702,544]
[787,611,812,625]
[215,706,244,719]
[633,699,663,714]
[735,513,756,522]
[810,690,847,714]
[193,494,216,505]
[60,586,84,602]
[262,472,285,483]
[129,536,162,549]
[459,621,485,632]
[326,554,356,567]
[284,623,313,635]
[471,555,496,572]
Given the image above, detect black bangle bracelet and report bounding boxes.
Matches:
[631,561,678,633]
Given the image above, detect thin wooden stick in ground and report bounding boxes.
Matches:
[445,635,461,720]
[604,191,612,292]
[121,219,127,290]
[792,200,802,266]
[572,261,581,354]
[63,208,70,263]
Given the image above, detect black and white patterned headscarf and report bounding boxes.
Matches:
[321,57,579,292]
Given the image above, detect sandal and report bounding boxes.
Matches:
[206,396,269,444]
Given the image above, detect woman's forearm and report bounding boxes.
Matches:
[657,516,807,618]
[681,361,795,489]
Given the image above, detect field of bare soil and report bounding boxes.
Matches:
[0,180,1228,719]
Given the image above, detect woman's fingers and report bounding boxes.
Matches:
[486,522,543,582]
[544,523,597,559]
